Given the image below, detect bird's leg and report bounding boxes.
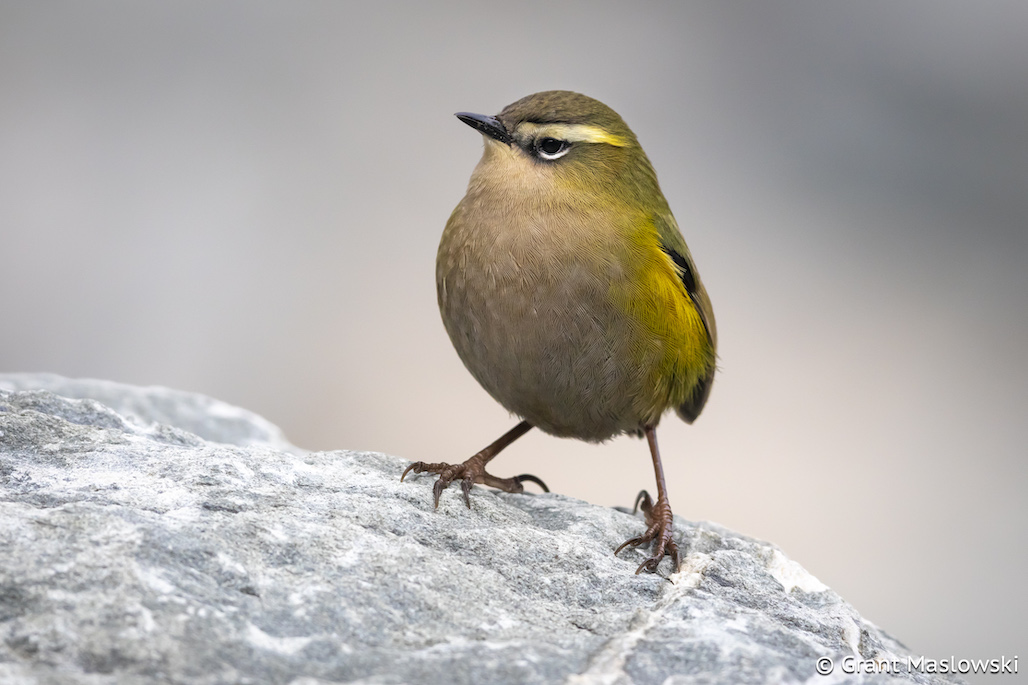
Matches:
[401,420,547,508]
[614,425,681,574]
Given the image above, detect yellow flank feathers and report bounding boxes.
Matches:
[516,122,630,147]
[608,220,712,423]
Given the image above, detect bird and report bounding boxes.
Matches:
[401,91,717,574]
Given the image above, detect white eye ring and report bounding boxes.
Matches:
[536,137,571,160]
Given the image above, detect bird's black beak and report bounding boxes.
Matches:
[455,112,513,145]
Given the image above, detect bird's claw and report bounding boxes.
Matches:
[512,473,550,492]
[615,489,680,574]
[401,457,548,508]
[402,461,475,508]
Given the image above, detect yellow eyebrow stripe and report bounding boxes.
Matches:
[518,122,629,147]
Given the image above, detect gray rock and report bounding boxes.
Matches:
[0,373,293,450]
[0,374,963,685]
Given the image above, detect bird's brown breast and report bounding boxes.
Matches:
[437,190,685,440]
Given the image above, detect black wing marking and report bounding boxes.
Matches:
[660,245,698,296]
[659,242,716,424]
[659,243,712,346]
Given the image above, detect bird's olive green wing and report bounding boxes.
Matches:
[654,212,717,424]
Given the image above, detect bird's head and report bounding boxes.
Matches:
[456,91,663,207]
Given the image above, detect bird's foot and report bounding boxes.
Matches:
[401,453,548,508]
[615,490,680,574]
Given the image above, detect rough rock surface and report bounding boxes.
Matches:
[0,374,961,685]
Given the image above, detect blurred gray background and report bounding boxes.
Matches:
[2,1,1025,677]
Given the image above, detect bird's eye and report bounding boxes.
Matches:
[536,137,570,160]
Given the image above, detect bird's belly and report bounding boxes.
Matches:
[438,247,660,441]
